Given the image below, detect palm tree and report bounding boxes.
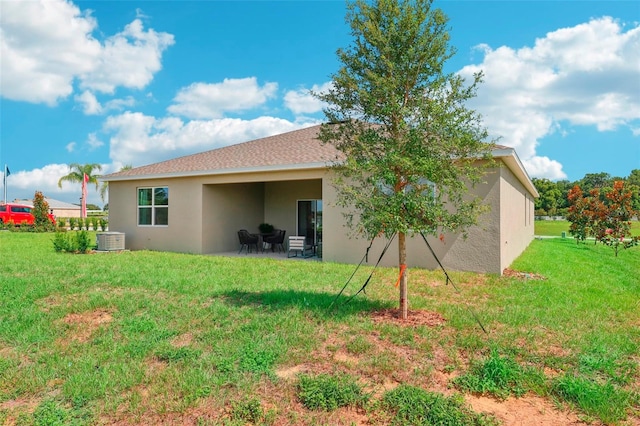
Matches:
[99,164,132,202]
[58,163,103,193]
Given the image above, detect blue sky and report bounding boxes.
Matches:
[1,0,639,207]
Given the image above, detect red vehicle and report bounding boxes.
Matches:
[0,203,56,226]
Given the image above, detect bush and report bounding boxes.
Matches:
[99,217,108,231]
[76,231,93,253]
[52,231,94,253]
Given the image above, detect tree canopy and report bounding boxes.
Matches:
[316,0,494,319]
[533,170,640,216]
[58,163,102,191]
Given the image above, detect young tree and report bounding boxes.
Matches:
[600,180,639,256]
[567,185,591,243]
[316,0,494,319]
[32,190,54,231]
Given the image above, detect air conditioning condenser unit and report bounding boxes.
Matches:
[96,232,125,251]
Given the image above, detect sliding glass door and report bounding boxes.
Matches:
[297,200,322,248]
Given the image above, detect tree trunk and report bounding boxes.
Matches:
[398,232,408,320]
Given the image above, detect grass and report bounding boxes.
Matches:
[0,231,639,424]
[535,219,640,237]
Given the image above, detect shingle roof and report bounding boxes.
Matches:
[102,124,530,195]
[104,124,343,180]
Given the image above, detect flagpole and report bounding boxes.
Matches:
[3,164,7,205]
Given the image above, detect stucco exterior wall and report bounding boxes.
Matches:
[108,177,203,253]
[322,167,503,273]
[202,182,264,253]
[52,208,81,218]
[264,179,322,239]
[498,165,535,271]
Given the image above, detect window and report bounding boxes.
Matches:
[138,187,168,226]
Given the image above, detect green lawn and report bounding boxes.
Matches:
[1,232,638,425]
[535,219,640,237]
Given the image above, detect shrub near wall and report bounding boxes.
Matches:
[52,231,93,253]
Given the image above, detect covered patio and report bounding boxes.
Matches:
[201,177,323,255]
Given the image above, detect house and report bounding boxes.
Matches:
[14,197,81,218]
[102,124,539,274]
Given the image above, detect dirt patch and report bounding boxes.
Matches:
[59,308,113,343]
[170,332,193,348]
[370,308,447,327]
[466,394,586,425]
[0,397,40,412]
[275,364,311,380]
[503,268,547,280]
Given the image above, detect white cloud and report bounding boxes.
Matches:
[284,82,333,114]
[0,0,100,105]
[80,19,174,94]
[66,142,76,153]
[86,133,104,150]
[74,91,136,115]
[103,111,317,166]
[523,156,567,181]
[0,0,173,105]
[458,16,640,180]
[167,78,278,119]
[75,91,102,115]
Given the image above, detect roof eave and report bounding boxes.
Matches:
[101,161,333,182]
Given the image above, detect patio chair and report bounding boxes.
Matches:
[237,229,259,254]
[264,229,286,253]
[287,235,313,258]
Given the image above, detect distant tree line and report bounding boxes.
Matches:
[533,170,640,217]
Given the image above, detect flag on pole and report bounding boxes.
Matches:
[3,165,10,204]
[81,173,88,218]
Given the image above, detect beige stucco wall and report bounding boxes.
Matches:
[202,182,264,253]
[108,177,203,252]
[264,179,322,240]
[322,167,502,273]
[498,164,535,271]
[52,208,81,218]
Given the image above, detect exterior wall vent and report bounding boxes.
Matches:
[96,232,125,251]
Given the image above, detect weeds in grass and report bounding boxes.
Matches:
[32,399,84,426]
[231,397,274,424]
[346,335,374,355]
[239,343,278,374]
[155,346,201,363]
[379,385,498,426]
[297,373,367,411]
[552,374,634,424]
[452,350,545,399]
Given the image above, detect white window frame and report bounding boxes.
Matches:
[137,187,169,227]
